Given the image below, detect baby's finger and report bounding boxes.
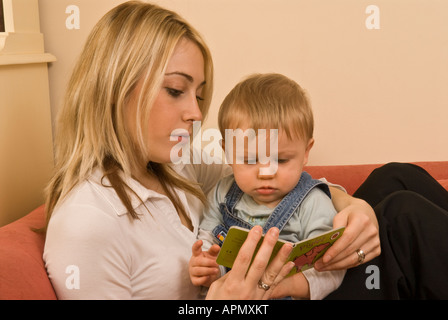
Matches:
[191,240,203,257]
[208,244,221,257]
[192,266,220,277]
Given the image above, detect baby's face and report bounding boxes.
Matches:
[228,128,313,208]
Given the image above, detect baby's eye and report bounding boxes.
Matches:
[165,88,183,98]
[277,159,289,164]
[236,157,256,164]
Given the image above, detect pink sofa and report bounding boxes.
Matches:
[1,161,447,300]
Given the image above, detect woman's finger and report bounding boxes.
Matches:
[245,227,279,285]
[229,225,263,282]
[315,225,380,271]
[320,210,351,264]
[263,243,294,287]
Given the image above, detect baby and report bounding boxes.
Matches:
[189,73,345,299]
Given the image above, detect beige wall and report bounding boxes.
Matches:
[39,0,448,166]
[0,0,55,226]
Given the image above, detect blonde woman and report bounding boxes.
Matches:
[43,1,379,299]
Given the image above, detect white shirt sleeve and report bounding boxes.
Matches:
[303,268,346,300]
[319,177,347,193]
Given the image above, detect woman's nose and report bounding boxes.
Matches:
[184,95,203,122]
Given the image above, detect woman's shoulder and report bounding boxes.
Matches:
[47,171,128,235]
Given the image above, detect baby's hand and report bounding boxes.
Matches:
[189,240,221,287]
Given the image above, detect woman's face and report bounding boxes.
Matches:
[126,38,205,165]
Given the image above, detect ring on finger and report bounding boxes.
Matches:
[356,249,366,264]
[257,279,271,291]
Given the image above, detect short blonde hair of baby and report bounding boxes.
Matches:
[218,73,314,142]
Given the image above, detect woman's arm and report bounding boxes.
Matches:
[314,187,381,271]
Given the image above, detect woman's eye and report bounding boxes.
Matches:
[166,88,183,97]
[166,87,204,102]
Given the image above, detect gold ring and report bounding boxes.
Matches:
[356,249,366,264]
[257,279,271,291]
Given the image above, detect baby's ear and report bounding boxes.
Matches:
[306,138,315,151]
[303,138,315,166]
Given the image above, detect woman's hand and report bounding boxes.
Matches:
[315,188,381,271]
[206,226,294,300]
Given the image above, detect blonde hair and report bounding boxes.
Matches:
[218,73,313,141]
[45,1,212,225]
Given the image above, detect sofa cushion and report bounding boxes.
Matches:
[0,205,57,300]
[439,179,448,191]
[306,161,448,195]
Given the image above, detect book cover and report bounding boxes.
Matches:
[216,226,345,276]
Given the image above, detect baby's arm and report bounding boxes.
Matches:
[270,271,310,299]
[189,240,221,287]
[271,187,346,299]
[270,268,345,299]
[191,176,234,287]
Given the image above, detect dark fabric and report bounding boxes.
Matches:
[325,163,448,299]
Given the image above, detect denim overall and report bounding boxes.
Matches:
[212,171,331,245]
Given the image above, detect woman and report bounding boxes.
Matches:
[43,1,379,299]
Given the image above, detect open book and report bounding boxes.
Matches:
[216,226,345,276]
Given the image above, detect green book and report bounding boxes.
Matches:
[216,226,345,276]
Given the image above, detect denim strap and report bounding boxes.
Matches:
[212,172,330,245]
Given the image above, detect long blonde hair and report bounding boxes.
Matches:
[45,1,212,225]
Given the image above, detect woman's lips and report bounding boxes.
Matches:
[170,135,189,142]
[170,129,191,143]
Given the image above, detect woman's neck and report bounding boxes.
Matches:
[131,164,193,231]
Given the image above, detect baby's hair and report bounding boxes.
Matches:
[218,73,313,142]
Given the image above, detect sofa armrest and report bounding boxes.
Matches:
[0,205,57,300]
